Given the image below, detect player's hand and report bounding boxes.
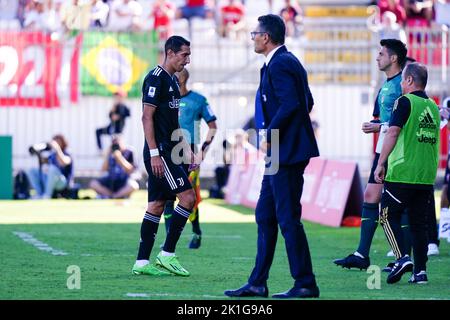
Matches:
[362,122,380,134]
[260,141,271,154]
[374,164,385,184]
[151,156,164,178]
[49,140,59,150]
[188,163,200,172]
[112,150,122,159]
[188,153,202,172]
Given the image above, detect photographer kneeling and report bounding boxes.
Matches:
[26,134,73,199]
[89,136,139,199]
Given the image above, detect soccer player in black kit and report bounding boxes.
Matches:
[132,36,197,277]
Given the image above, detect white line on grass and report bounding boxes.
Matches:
[13,231,68,256]
[184,235,242,239]
[125,292,224,299]
[79,253,135,257]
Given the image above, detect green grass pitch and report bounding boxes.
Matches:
[0,192,449,300]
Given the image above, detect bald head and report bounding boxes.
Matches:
[404,63,427,88]
[401,62,428,94]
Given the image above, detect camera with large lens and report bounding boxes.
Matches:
[29,142,51,155]
[111,141,120,152]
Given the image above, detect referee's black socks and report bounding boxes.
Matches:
[190,208,202,235]
[356,202,379,258]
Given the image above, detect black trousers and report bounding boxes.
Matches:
[248,160,317,289]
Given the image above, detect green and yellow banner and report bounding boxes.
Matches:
[81,31,158,97]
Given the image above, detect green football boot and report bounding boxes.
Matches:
[132,263,172,276]
[155,253,190,277]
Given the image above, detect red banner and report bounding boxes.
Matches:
[0,32,62,108]
[240,152,266,209]
[301,157,327,208]
[302,160,363,227]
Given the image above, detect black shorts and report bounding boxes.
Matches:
[145,154,192,202]
[380,183,432,225]
[368,153,386,184]
[98,176,128,192]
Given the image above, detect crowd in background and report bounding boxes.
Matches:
[367,0,450,45]
[0,1,448,45]
[0,0,308,39]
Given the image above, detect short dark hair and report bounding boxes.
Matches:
[257,14,285,45]
[164,36,190,55]
[403,62,428,88]
[380,39,407,68]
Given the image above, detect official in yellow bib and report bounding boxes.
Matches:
[374,62,440,285]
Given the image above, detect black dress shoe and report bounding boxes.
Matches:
[224,283,268,298]
[272,286,320,299]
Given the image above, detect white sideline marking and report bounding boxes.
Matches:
[199,235,242,239]
[126,293,149,298]
[78,253,134,257]
[125,292,224,299]
[13,231,68,256]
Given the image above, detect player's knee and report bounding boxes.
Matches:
[128,179,139,191]
[89,180,99,190]
[147,201,165,215]
[179,190,196,210]
[364,193,377,203]
[364,188,381,203]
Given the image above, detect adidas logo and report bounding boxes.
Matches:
[418,107,437,129]
[417,107,438,145]
[169,86,173,92]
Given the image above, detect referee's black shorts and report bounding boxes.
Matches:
[145,152,192,202]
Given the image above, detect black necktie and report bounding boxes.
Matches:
[260,63,267,83]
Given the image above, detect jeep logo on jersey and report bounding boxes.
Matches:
[417,129,437,145]
[169,96,180,109]
[416,107,438,144]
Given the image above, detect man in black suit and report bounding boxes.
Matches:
[224,14,320,299]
